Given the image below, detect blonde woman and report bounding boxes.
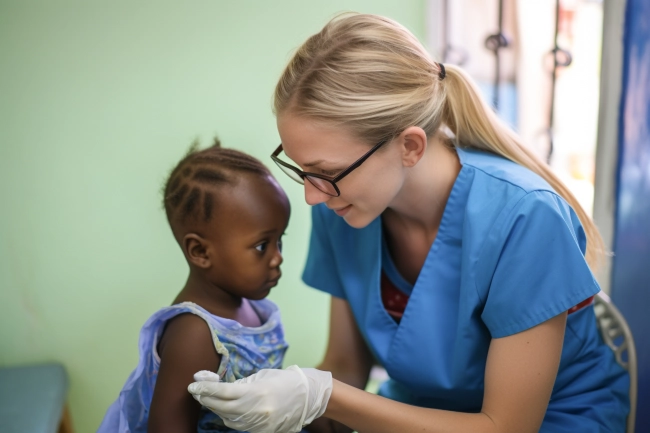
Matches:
[189,13,629,433]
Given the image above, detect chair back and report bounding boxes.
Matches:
[593,292,637,433]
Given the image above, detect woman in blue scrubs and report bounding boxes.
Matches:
[189,13,630,433]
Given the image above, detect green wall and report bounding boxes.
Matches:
[0,1,425,431]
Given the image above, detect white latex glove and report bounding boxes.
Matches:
[188,365,332,433]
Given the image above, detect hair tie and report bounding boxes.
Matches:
[437,62,446,80]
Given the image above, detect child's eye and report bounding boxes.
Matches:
[255,242,268,253]
[277,239,283,252]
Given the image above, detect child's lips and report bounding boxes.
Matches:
[267,273,282,286]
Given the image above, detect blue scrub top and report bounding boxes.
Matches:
[303,147,629,433]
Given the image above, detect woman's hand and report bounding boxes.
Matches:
[188,366,333,433]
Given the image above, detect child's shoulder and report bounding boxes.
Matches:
[157,311,219,362]
[138,302,225,369]
[142,301,214,330]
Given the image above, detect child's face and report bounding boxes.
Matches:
[204,174,290,300]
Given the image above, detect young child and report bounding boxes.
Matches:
[98,138,291,433]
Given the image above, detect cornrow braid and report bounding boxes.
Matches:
[162,137,270,226]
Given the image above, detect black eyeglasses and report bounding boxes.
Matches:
[271,139,388,197]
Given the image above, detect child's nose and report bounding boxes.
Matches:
[304,181,331,206]
[270,247,283,268]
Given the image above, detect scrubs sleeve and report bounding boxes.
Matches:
[302,204,347,299]
[481,190,599,338]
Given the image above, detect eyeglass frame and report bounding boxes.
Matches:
[270,139,389,197]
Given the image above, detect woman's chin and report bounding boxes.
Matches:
[342,210,376,229]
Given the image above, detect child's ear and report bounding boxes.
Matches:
[183,233,211,269]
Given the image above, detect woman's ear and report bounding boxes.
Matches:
[183,233,211,269]
[399,126,428,167]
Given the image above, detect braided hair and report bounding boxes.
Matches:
[162,137,270,227]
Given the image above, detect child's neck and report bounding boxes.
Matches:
[173,272,262,327]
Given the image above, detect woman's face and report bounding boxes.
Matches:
[277,113,406,228]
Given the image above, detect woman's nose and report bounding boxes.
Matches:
[304,180,331,206]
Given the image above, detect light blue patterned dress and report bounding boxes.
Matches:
[97,300,288,433]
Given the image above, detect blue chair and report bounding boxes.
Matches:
[0,363,73,433]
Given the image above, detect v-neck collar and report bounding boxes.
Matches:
[373,146,471,331]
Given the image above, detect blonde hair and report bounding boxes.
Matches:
[274,13,604,270]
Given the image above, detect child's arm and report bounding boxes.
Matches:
[148,314,221,433]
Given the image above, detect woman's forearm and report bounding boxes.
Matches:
[324,380,499,433]
[323,315,564,433]
[305,416,353,433]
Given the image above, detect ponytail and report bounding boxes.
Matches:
[441,65,605,269]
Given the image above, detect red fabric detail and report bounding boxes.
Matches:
[567,296,594,314]
[381,272,593,321]
[381,272,409,322]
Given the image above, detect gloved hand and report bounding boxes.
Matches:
[188,365,333,433]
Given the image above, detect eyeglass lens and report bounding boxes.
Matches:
[306,177,338,196]
[274,160,339,196]
[276,163,304,185]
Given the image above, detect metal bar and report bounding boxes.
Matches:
[485,0,509,111]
